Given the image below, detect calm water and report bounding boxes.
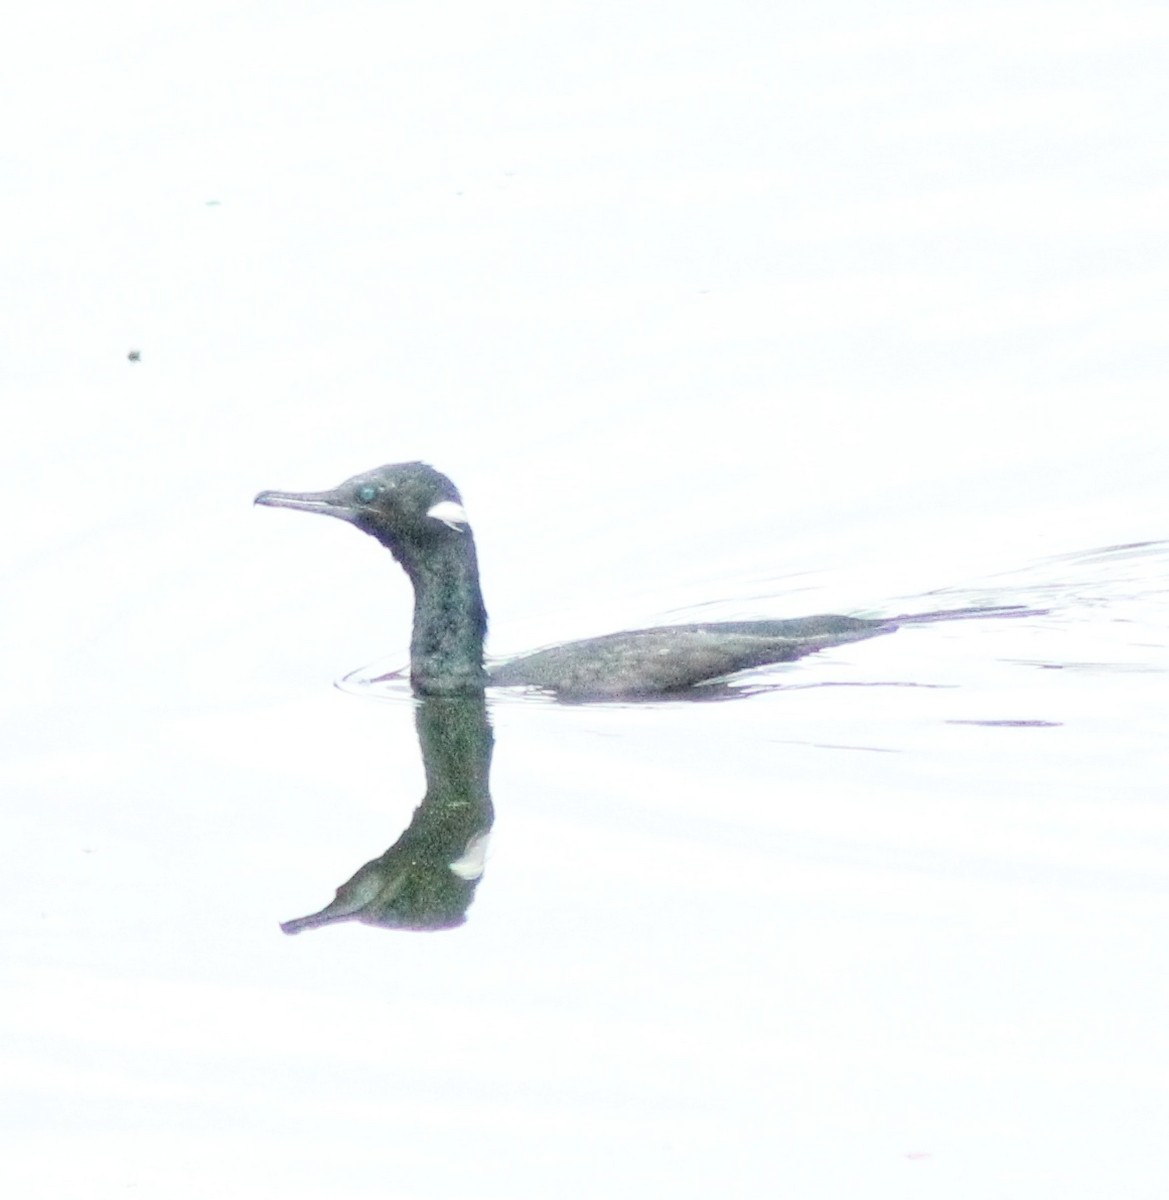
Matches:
[4,3,1169,1197]
[7,488,1167,1198]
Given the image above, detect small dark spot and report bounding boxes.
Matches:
[127,349,141,362]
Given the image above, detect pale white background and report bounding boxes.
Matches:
[2,2,1168,1197]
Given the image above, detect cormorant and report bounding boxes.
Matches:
[254,462,964,701]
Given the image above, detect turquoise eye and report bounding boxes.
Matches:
[356,484,379,503]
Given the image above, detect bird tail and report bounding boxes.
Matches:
[890,604,1047,625]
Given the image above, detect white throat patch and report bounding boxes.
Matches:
[426,500,469,531]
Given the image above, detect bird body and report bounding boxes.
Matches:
[486,618,886,699]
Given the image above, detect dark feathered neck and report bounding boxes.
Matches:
[381,529,488,695]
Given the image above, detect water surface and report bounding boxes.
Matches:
[3,3,1168,1197]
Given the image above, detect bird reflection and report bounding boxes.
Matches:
[281,693,494,934]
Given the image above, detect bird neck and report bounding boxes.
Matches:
[395,534,488,695]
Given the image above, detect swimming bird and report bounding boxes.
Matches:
[255,461,974,701]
